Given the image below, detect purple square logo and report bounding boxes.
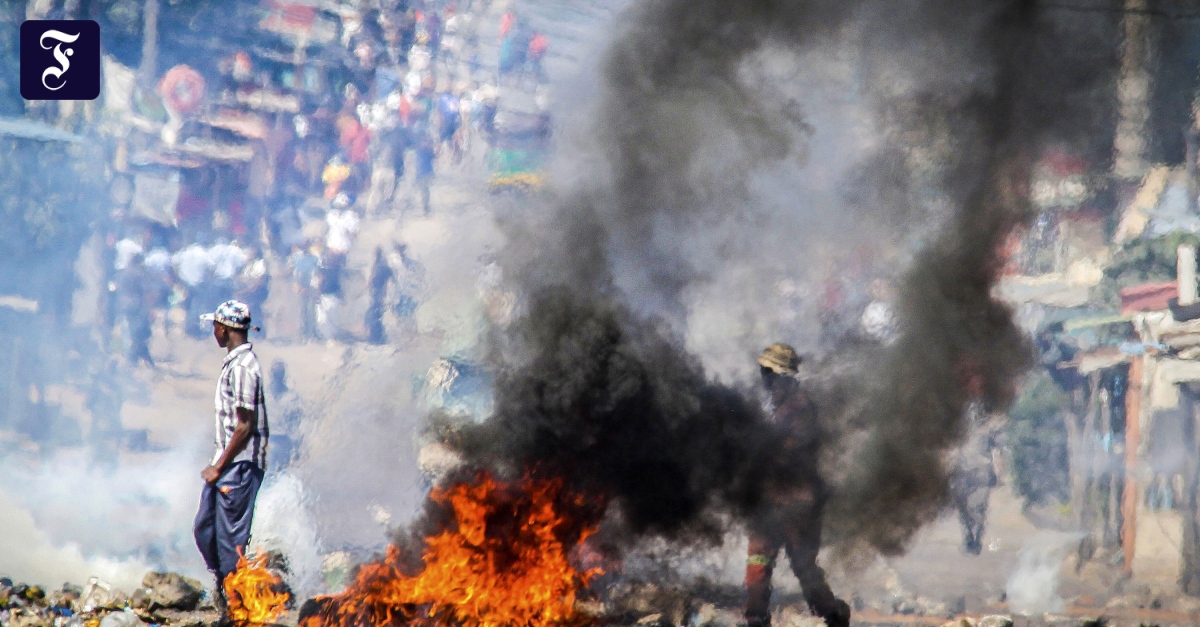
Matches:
[20,20,101,101]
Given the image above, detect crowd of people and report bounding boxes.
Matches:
[97,0,549,366]
[103,194,429,363]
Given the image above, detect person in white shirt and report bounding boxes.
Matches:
[113,237,144,271]
[144,247,171,272]
[326,194,361,255]
[235,249,270,331]
[172,243,212,288]
[208,240,249,281]
[173,242,215,338]
[205,240,250,340]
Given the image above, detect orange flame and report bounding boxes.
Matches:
[225,550,291,624]
[302,472,603,627]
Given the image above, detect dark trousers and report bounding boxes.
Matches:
[125,312,154,367]
[950,467,992,554]
[299,288,318,340]
[366,299,386,344]
[745,493,848,627]
[194,461,264,579]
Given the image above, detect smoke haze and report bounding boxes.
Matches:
[449,0,1121,565]
[0,0,1129,601]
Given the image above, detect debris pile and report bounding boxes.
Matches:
[0,570,237,627]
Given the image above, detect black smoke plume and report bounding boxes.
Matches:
[454,0,1117,560]
[459,290,777,538]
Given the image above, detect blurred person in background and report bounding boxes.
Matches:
[473,81,499,140]
[949,362,1004,556]
[209,238,249,305]
[268,198,305,257]
[441,4,463,66]
[173,238,215,339]
[113,230,145,272]
[456,83,474,155]
[116,252,154,368]
[326,193,361,258]
[414,132,436,215]
[143,245,178,343]
[437,88,462,163]
[336,102,372,195]
[322,154,353,201]
[267,360,303,471]
[236,247,271,333]
[289,243,321,341]
[108,229,145,334]
[527,32,548,83]
[315,243,346,341]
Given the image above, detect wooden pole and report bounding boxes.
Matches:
[1182,383,1200,594]
[1078,372,1101,530]
[140,0,159,85]
[1122,356,1141,576]
[1101,387,1119,548]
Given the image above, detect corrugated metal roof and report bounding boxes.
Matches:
[1119,281,1178,314]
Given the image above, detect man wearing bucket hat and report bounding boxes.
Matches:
[744,343,849,627]
[193,300,270,611]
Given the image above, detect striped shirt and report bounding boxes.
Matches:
[213,342,269,470]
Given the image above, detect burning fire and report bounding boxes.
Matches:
[301,472,603,627]
[225,550,291,624]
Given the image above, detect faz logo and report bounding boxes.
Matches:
[20,20,100,100]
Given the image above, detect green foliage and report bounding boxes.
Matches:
[1007,371,1071,507]
[1104,231,1199,282]
[104,0,143,35]
[1092,231,1200,307]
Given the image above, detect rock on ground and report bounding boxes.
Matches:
[139,572,204,611]
[977,615,1013,627]
[692,602,741,627]
[774,605,827,627]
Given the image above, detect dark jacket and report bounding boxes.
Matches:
[765,379,823,500]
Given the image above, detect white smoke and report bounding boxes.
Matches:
[0,487,148,591]
[1004,532,1080,615]
[0,442,211,590]
[249,472,325,599]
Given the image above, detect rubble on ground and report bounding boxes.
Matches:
[942,616,1015,627]
[6,566,1199,627]
[0,574,231,627]
[134,573,205,612]
[594,578,1022,627]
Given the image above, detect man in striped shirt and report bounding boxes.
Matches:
[193,299,269,608]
